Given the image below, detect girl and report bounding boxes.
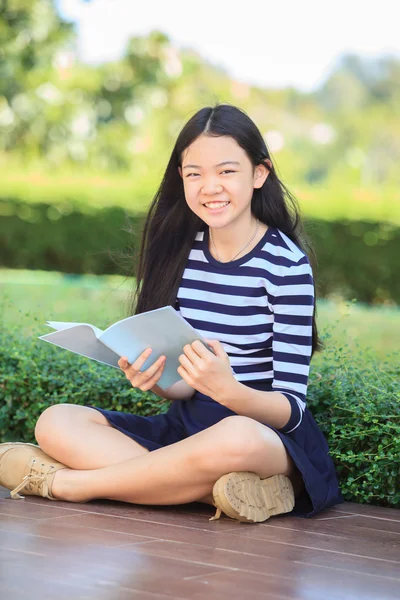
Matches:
[0,104,343,522]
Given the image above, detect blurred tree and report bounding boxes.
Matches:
[0,0,74,98]
[0,0,74,152]
[0,2,399,191]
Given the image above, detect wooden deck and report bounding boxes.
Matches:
[1,485,399,600]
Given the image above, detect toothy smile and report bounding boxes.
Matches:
[203,201,230,208]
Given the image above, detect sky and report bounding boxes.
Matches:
[57,0,400,92]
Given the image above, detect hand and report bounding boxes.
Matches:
[177,339,236,403]
[118,349,166,392]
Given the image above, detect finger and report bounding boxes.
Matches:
[126,348,154,376]
[190,340,211,358]
[203,339,224,357]
[183,343,203,366]
[139,360,166,391]
[130,348,154,372]
[137,358,166,391]
[179,353,197,376]
[177,364,193,386]
[129,354,166,384]
[143,354,167,378]
[118,356,129,369]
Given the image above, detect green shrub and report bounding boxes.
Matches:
[308,334,400,507]
[1,322,399,508]
[1,198,399,304]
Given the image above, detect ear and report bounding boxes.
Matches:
[253,159,271,189]
[178,166,182,178]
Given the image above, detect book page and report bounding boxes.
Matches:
[45,321,104,338]
[38,324,120,368]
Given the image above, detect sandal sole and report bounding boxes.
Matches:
[212,472,295,523]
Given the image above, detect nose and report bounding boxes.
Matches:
[201,181,224,195]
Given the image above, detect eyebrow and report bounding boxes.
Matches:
[182,160,240,170]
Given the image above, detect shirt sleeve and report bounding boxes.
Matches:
[270,255,315,433]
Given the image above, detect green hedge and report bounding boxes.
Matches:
[308,219,399,304]
[0,200,142,276]
[1,325,399,508]
[0,198,399,304]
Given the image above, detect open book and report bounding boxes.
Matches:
[38,305,214,390]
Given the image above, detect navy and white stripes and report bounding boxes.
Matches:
[175,226,315,433]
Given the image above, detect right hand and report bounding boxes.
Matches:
[118,348,166,391]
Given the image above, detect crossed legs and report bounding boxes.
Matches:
[34,404,303,505]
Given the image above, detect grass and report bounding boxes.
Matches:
[1,268,399,367]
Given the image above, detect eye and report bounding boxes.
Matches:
[186,170,235,178]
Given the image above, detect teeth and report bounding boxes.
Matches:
[204,202,229,208]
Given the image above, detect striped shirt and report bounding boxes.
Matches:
[174,225,315,433]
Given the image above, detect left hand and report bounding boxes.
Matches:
[177,338,236,403]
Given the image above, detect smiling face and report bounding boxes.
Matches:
[178,134,270,230]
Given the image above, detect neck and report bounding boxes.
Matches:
[209,216,264,261]
[210,215,256,246]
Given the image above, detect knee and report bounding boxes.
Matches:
[35,404,75,449]
[219,416,267,462]
[196,415,266,473]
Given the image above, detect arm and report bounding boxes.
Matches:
[269,255,314,431]
[151,379,196,401]
[219,382,292,430]
[218,256,315,432]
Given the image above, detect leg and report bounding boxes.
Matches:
[35,404,215,506]
[51,415,300,505]
[35,404,150,469]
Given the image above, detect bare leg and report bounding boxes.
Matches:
[42,413,297,505]
[35,404,150,468]
[35,404,215,505]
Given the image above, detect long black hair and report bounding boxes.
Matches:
[127,103,323,356]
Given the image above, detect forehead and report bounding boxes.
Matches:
[182,135,246,166]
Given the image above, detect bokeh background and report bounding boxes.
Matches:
[1,0,399,507]
[1,0,399,359]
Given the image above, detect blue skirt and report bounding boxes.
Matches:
[88,381,344,517]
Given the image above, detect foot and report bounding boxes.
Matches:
[210,472,295,523]
[0,442,68,500]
